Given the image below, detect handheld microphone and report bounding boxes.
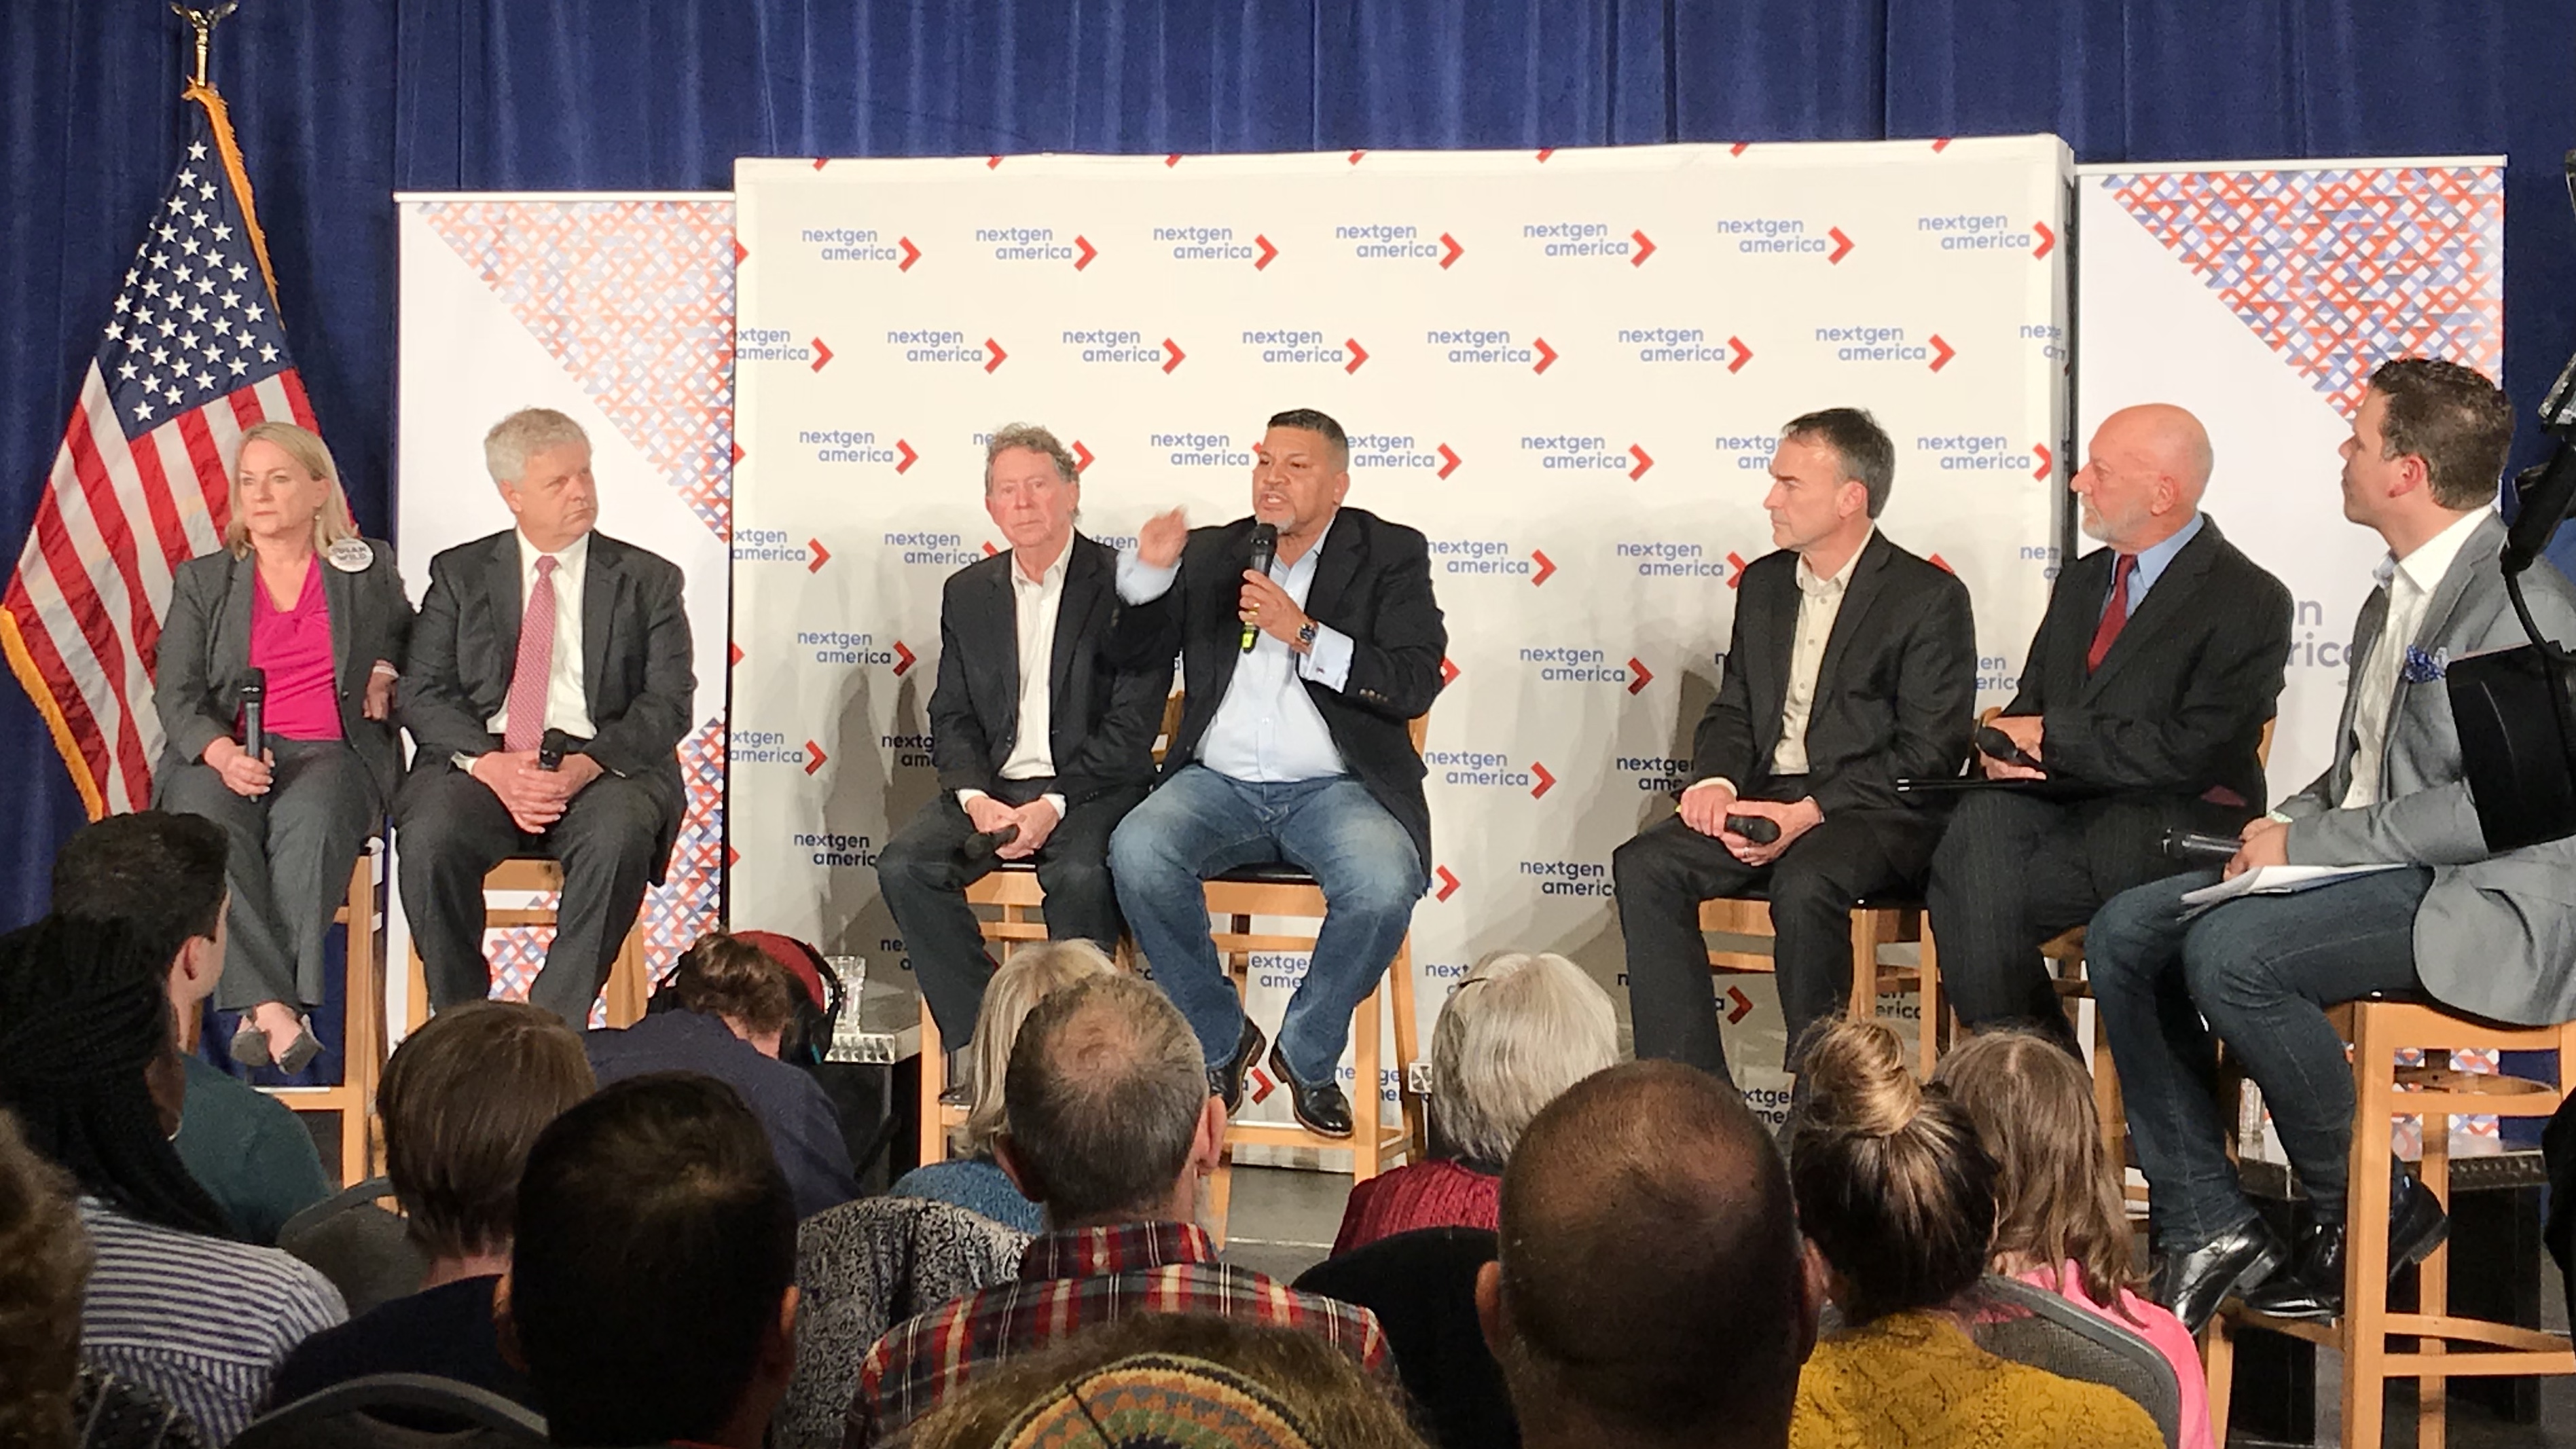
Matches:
[1975,724,2043,770]
[2161,828,2244,867]
[1241,522,1280,653]
[240,672,266,760]
[538,728,570,771]
[1724,814,1781,844]
[964,824,1021,861]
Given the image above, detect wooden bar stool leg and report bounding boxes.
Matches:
[2092,1011,2125,1177]
[2420,1101,2452,1449]
[2344,1009,2397,1449]
[1915,923,1941,1078]
[1352,983,1383,1183]
[917,1002,946,1168]
[1389,936,1423,1161]
[1844,911,1880,1029]
[2199,1317,2234,1446]
[1206,1145,1235,1247]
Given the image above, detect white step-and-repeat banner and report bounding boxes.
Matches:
[728,139,2071,1131]
[392,195,736,1034]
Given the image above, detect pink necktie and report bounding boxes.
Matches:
[503,555,558,750]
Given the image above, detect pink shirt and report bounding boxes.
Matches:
[248,557,341,741]
[2018,1262,2213,1449]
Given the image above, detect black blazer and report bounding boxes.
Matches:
[397,530,695,874]
[1692,530,1976,813]
[2003,515,2291,819]
[1108,507,1447,869]
[151,539,414,806]
[928,533,1172,804]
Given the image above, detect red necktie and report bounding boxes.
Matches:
[504,555,558,750]
[2086,553,2137,673]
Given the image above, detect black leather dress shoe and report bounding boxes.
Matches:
[1208,1016,1266,1114]
[1268,1044,1354,1139]
[2242,1177,2450,1321]
[2156,1217,2290,1335]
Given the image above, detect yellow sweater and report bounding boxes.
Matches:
[1791,1310,2164,1449]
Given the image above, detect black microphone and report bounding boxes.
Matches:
[1724,814,1781,844]
[1975,724,2043,770]
[239,672,265,760]
[1241,522,1280,653]
[537,728,570,771]
[2162,828,2244,867]
[963,824,1021,861]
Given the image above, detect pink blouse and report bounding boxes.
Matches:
[249,557,340,741]
[2017,1261,2213,1449]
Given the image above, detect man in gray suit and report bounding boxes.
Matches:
[397,408,694,1025]
[2088,359,2576,1333]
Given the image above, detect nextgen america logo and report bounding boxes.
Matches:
[793,629,905,667]
[1520,858,1614,897]
[883,530,981,566]
[799,227,904,264]
[1153,432,1252,468]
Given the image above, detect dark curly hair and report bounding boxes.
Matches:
[0,1107,91,1449]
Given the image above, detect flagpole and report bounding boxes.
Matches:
[170,2,236,88]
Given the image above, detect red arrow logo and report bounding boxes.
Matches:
[894,439,918,474]
[891,641,917,676]
[1536,147,1555,162]
[1931,136,1953,153]
[1072,441,1095,475]
[1530,762,1555,799]
[1627,658,1654,694]
[1930,552,1955,574]
[1726,986,1754,1024]
[806,539,830,573]
[1729,141,1749,155]
[1348,149,1367,164]
[986,155,1004,168]
[1532,337,1557,374]
[1827,227,1854,264]
[1344,339,1369,374]
[810,337,833,372]
[981,541,998,557]
[1530,549,1555,586]
[1438,232,1464,269]
[1440,656,1460,687]
[2032,221,2056,259]
[1728,336,1753,374]
[1436,444,1461,480]
[803,741,827,775]
[1072,235,1096,270]
[1726,551,1749,588]
[983,339,1007,373]
[728,641,743,667]
[1253,234,1277,270]
[2032,443,2052,480]
[1248,1066,1277,1104]
[1165,153,1182,167]
[731,441,745,465]
[898,236,920,271]
[1628,445,1654,481]
[733,238,748,266]
[1927,334,1955,373]
[1161,339,1185,374]
[812,158,829,171]
[1630,230,1657,265]
[1434,866,1460,902]
[725,843,740,866]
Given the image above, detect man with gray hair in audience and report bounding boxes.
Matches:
[845,973,1388,1445]
[397,407,695,1024]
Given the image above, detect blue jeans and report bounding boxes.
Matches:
[1108,765,1426,1085]
[2086,865,2431,1245]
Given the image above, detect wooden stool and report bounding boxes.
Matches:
[2203,999,2576,1449]
[255,843,386,1185]
[1701,896,1940,1076]
[920,864,1054,1164]
[401,858,652,1033]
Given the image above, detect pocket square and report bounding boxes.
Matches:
[2402,644,2449,684]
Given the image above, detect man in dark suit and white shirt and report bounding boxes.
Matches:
[1614,408,1975,1084]
[876,424,1172,1048]
[2089,359,2576,1332]
[1927,403,2292,1052]
[397,407,694,1025]
[1107,408,1447,1139]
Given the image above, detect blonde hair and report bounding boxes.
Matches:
[1933,1029,2141,1310]
[959,940,1116,1154]
[483,407,591,486]
[223,421,358,558]
[1430,951,1618,1164]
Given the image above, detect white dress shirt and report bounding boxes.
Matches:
[484,528,596,741]
[956,545,1070,818]
[2340,507,2485,809]
[1768,529,1870,776]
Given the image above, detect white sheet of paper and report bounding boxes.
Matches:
[2178,863,2408,912]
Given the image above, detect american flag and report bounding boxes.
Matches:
[1,83,317,817]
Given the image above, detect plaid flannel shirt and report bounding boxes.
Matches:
[843,1219,1389,1446]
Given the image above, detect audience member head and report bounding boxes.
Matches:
[380,1000,594,1273]
[1771,407,1895,557]
[1931,1028,2137,1310]
[1790,1018,1997,1326]
[48,810,228,1013]
[2073,403,2213,553]
[0,1109,88,1449]
[908,1314,1427,1449]
[960,940,1117,1156]
[1478,1061,1813,1449]
[997,974,1223,1231]
[2344,358,2514,537]
[482,407,596,553]
[0,915,233,1239]
[501,1074,797,1449]
[668,932,801,1058]
[1429,951,1617,1166]
[224,420,359,558]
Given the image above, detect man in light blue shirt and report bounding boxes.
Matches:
[1105,409,1447,1138]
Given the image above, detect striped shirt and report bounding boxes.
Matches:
[76,1198,347,1444]
[846,1220,1387,1446]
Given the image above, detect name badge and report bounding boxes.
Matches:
[327,537,374,573]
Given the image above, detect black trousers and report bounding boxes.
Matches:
[397,765,666,1024]
[1925,788,2218,1050]
[1614,800,1941,1083]
[876,779,1148,1044]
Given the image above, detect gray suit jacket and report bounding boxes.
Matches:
[151,539,414,805]
[2278,512,2576,1024]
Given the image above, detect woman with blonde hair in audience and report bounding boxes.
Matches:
[1935,1028,2212,1449]
[1786,1018,2159,1449]
[890,939,1117,1233]
[1332,950,1616,1254]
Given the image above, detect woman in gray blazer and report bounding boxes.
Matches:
[155,421,412,1073]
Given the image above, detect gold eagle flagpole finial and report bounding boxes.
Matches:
[170,3,238,88]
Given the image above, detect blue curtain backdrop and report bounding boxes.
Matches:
[3,1,2573,921]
